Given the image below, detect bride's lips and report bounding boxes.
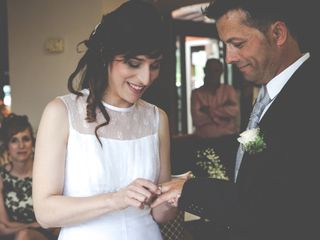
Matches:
[127,82,145,94]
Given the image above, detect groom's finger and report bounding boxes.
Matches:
[151,191,175,208]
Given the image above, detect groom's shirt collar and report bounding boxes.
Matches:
[266,52,310,100]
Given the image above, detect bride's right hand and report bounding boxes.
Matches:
[113,178,159,210]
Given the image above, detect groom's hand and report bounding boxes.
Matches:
[151,178,187,208]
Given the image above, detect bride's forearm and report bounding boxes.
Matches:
[34,192,120,228]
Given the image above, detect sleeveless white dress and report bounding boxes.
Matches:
[58,90,163,240]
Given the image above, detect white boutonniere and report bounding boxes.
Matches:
[237,128,266,154]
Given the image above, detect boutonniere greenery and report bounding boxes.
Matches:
[195,147,229,181]
[237,128,266,154]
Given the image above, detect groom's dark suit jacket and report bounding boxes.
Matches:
[179,56,320,240]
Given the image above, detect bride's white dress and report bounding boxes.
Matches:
[57,90,163,240]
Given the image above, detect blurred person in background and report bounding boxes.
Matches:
[0,113,58,240]
[191,58,239,138]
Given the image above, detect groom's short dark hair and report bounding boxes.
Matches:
[204,0,302,42]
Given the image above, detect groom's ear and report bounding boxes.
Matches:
[270,21,288,46]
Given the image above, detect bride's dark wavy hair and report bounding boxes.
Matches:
[67,0,167,145]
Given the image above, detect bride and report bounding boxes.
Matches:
[32,1,177,239]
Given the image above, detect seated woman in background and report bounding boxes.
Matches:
[0,113,58,240]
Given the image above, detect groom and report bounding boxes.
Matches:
[152,0,319,239]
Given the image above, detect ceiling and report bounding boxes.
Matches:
[153,0,210,13]
[145,0,212,22]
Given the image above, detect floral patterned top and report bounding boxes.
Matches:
[0,165,35,223]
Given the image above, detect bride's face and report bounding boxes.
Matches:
[104,54,162,108]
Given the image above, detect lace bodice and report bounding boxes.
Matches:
[62,89,158,140]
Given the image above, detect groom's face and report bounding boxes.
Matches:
[216,10,278,85]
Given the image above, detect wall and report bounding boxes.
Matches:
[7,0,126,132]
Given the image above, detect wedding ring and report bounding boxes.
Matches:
[157,184,162,193]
